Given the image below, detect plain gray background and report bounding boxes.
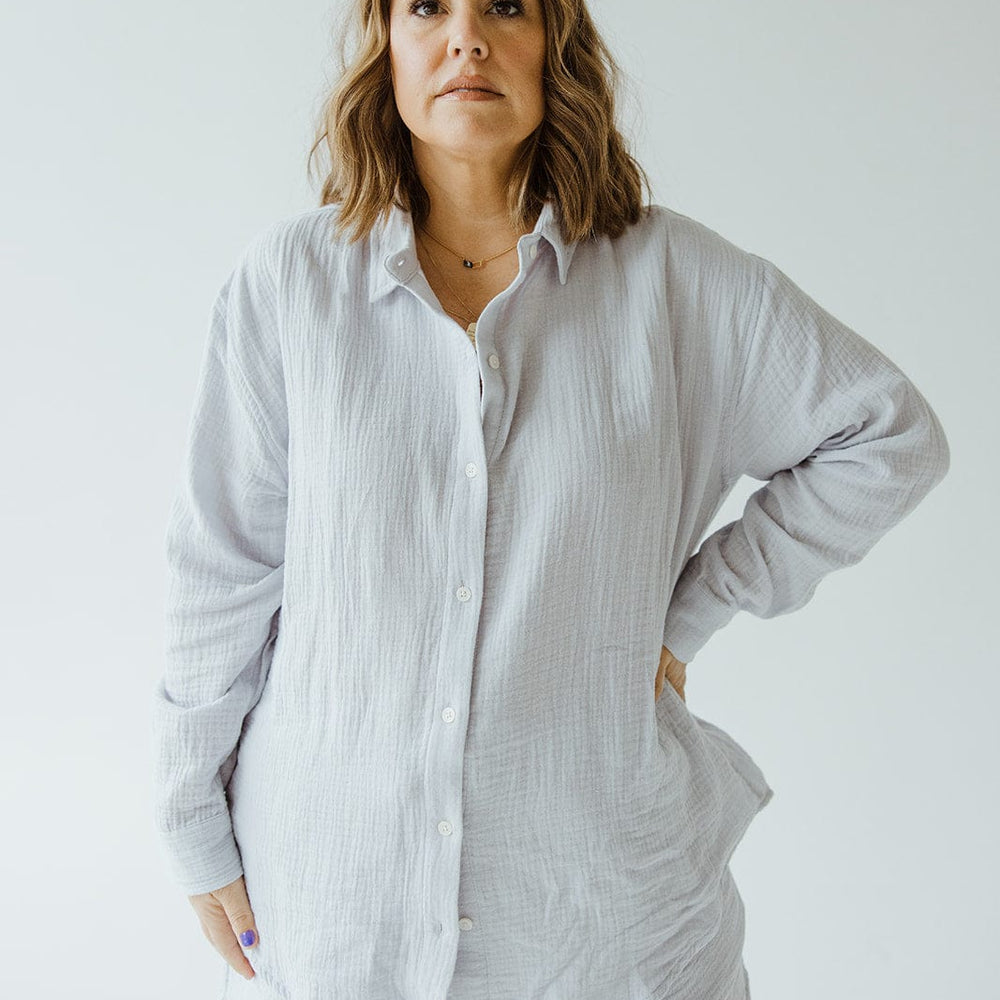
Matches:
[1,0,995,997]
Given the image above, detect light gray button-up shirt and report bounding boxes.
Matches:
[151,197,949,1000]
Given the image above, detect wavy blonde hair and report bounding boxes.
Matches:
[306,0,653,246]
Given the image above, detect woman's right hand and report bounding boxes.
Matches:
[655,644,687,703]
[188,874,260,981]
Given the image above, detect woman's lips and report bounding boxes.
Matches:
[439,89,503,100]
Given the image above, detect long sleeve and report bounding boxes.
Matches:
[662,255,950,664]
[150,237,288,896]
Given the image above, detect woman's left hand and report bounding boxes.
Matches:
[655,645,687,702]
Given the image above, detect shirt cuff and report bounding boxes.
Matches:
[157,809,245,896]
[662,572,738,664]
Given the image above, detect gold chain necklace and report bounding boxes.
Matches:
[415,232,479,341]
[417,225,521,269]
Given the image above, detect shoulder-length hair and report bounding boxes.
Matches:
[306,0,653,246]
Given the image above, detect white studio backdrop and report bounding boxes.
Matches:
[0,0,995,997]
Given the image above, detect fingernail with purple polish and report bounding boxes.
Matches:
[239,928,257,947]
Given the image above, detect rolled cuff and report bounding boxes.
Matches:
[662,574,738,664]
[156,809,244,896]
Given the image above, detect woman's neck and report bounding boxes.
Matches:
[418,204,539,261]
[413,161,536,254]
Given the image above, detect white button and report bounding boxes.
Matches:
[442,707,456,723]
[395,256,406,266]
[458,917,474,931]
[456,586,471,602]
[465,462,478,478]
[488,354,500,369]
[438,820,453,836]
[529,243,538,259]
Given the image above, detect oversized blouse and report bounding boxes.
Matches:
[150,197,950,1000]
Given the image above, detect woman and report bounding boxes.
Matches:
[151,0,950,997]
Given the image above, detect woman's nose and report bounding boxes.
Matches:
[447,10,489,58]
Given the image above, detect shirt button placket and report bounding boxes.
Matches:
[427,377,490,984]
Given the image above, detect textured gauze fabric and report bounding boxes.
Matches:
[150,198,950,1000]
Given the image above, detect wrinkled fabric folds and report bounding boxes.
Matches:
[151,198,948,999]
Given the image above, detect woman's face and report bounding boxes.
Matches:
[388,0,547,167]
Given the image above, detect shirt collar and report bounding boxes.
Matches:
[368,197,577,304]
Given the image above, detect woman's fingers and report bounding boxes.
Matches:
[665,653,687,702]
[188,875,259,981]
[214,876,260,953]
[655,645,687,702]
